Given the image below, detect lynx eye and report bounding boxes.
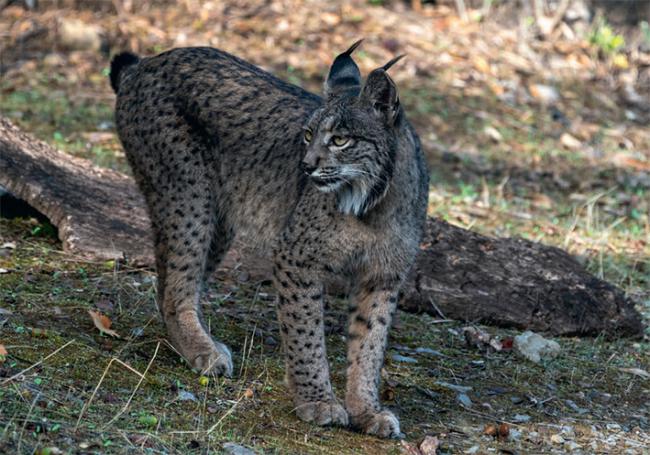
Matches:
[331,135,349,147]
[304,130,313,143]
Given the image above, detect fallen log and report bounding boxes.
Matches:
[0,116,643,337]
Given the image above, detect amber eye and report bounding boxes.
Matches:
[304,130,313,143]
[332,136,349,147]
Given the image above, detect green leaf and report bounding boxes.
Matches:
[138,414,158,427]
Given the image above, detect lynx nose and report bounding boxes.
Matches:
[301,155,321,175]
[302,163,318,175]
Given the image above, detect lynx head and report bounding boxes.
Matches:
[302,40,405,217]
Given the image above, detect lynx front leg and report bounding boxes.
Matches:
[346,284,402,438]
[272,259,348,427]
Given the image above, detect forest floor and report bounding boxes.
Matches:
[1,1,649,454]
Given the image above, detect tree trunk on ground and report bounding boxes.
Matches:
[0,116,644,338]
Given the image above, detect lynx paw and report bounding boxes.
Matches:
[351,409,403,439]
[189,341,233,377]
[295,399,349,426]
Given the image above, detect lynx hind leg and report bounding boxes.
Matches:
[272,252,348,427]
[148,183,233,377]
[346,283,402,438]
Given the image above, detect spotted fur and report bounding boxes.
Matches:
[111,42,428,438]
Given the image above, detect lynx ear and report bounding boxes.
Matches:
[324,39,363,98]
[360,55,405,126]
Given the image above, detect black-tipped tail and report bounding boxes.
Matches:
[110,52,140,93]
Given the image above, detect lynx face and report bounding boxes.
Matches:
[302,100,396,216]
[301,45,404,217]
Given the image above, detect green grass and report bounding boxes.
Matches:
[1,218,649,454]
[1,74,126,173]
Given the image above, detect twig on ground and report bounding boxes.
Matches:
[1,340,75,385]
[16,391,40,454]
[428,297,447,320]
[103,342,161,429]
[74,345,155,430]
[207,395,244,434]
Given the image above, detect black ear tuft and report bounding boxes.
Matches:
[324,39,363,98]
[382,54,406,71]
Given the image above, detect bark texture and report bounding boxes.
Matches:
[0,117,153,264]
[0,116,643,337]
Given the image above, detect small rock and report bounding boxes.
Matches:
[457,393,473,408]
[419,435,439,455]
[550,434,565,444]
[529,83,560,105]
[513,331,560,363]
[484,126,503,142]
[391,354,417,363]
[97,121,114,130]
[560,132,582,150]
[222,442,255,455]
[178,391,197,402]
[464,446,480,454]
